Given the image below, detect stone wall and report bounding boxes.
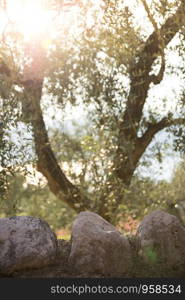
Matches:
[0,210,185,277]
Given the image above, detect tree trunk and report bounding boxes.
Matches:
[22,79,91,213]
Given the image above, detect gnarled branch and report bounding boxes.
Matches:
[133,117,185,167]
[122,0,185,138]
[116,1,185,182]
[22,79,91,212]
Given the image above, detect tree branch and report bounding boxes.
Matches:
[122,0,185,138]
[0,60,11,77]
[134,117,185,163]
[115,1,185,183]
[115,116,185,185]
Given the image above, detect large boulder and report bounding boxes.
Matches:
[136,210,185,276]
[68,211,132,276]
[0,216,57,275]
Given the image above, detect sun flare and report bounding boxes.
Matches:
[0,0,102,43]
[6,0,52,40]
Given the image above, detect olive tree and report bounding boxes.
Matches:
[0,0,185,222]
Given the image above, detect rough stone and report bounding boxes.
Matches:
[0,216,57,275]
[68,211,132,276]
[136,210,185,276]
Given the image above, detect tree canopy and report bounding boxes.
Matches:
[0,0,185,223]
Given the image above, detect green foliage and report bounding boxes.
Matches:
[1,155,185,231]
[0,0,185,225]
[0,172,76,231]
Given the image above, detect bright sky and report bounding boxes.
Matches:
[0,0,76,39]
[0,0,101,37]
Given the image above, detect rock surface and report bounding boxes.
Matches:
[68,211,132,276]
[0,216,57,275]
[136,210,185,276]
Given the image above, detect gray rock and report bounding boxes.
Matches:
[68,211,132,276]
[136,210,185,276]
[0,216,57,275]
